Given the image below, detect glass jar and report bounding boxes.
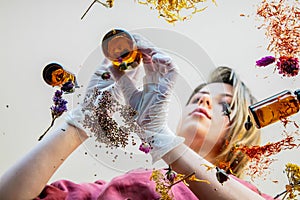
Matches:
[248,89,300,128]
[102,29,142,70]
[42,63,76,87]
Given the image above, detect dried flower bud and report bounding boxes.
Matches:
[276,56,299,77]
[256,56,276,67]
[216,167,229,184]
[101,72,111,80]
[61,81,75,93]
[139,142,151,154]
[165,169,177,183]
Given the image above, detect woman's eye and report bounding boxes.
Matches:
[219,101,228,105]
[192,98,199,103]
[191,97,201,104]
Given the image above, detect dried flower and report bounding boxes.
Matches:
[81,0,114,20]
[101,72,111,80]
[235,136,299,177]
[216,167,230,184]
[81,0,216,23]
[276,56,299,77]
[256,0,300,58]
[255,54,299,77]
[150,170,173,200]
[165,166,177,183]
[256,0,300,77]
[256,56,276,67]
[138,0,216,23]
[150,167,209,199]
[61,80,75,93]
[139,142,151,154]
[39,90,68,141]
[274,163,300,200]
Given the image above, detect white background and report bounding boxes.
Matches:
[1,0,300,197]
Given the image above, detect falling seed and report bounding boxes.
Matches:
[6,105,9,108]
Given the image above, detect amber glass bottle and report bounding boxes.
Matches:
[42,63,76,87]
[102,29,142,70]
[248,89,300,128]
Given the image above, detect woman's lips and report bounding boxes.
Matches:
[190,107,211,119]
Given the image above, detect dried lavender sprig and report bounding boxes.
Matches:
[39,90,68,141]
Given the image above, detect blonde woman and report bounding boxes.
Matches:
[180,66,260,178]
[0,34,273,200]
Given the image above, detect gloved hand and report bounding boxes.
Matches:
[110,34,184,163]
[65,58,141,140]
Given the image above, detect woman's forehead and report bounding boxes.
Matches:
[198,83,233,96]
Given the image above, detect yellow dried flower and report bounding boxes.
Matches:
[150,170,173,200]
[286,163,300,186]
[150,169,210,199]
[82,0,215,23]
[276,163,300,200]
[137,0,216,23]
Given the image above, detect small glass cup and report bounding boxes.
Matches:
[102,29,142,70]
[42,63,76,87]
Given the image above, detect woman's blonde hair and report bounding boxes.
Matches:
[188,66,261,178]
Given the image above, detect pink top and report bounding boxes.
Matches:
[34,169,274,200]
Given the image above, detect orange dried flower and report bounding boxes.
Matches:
[256,0,300,58]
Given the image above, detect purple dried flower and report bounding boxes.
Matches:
[165,169,177,183]
[54,90,63,97]
[276,56,299,77]
[256,56,276,67]
[118,57,123,63]
[51,98,68,116]
[39,90,68,141]
[61,81,75,93]
[139,142,151,154]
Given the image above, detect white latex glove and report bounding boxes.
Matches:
[65,58,141,138]
[110,34,184,163]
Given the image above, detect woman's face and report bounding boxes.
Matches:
[177,82,233,161]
